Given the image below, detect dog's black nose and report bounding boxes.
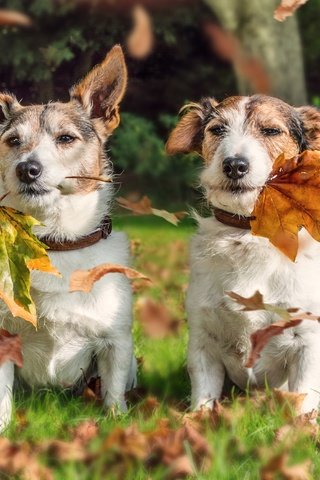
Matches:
[16,159,43,184]
[222,156,249,180]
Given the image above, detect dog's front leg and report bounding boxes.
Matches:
[97,333,133,412]
[188,329,225,410]
[288,334,320,414]
[0,361,14,432]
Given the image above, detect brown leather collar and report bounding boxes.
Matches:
[213,207,253,230]
[39,216,112,251]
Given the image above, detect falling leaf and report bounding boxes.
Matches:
[0,207,59,326]
[251,151,320,261]
[0,329,23,367]
[0,9,32,26]
[228,290,320,367]
[274,0,309,21]
[127,5,154,59]
[136,297,181,338]
[70,263,150,293]
[117,196,187,226]
[204,23,270,94]
[246,318,303,368]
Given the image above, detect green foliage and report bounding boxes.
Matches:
[111,113,202,203]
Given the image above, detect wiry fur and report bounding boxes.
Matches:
[167,94,320,413]
[0,45,136,431]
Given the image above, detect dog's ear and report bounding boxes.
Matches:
[166,98,218,155]
[70,45,127,135]
[0,93,22,122]
[296,106,320,151]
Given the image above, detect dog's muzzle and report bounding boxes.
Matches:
[16,159,43,184]
[223,156,249,180]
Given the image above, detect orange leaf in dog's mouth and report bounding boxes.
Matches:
[250,150,320,261]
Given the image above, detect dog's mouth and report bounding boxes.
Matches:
[18,185,52,197]
[221,183,258,194]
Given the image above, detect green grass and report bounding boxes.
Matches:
[5,216,320,479]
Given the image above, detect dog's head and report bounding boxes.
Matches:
[166,95,320,216]
[0,45,127,216]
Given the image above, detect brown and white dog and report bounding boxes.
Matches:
[167,95,320,414]
[0,45,136,431]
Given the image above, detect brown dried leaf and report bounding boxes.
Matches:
[136,297,181,338]
[0,9,32,26]
[71,419,99,445]
[274,0,308,21]
[103,424,148,461]
[0,437,53,480]
[117,196,187,226]
[261,451,311,480]
[246,318,302,368]
[0,329,23,367]
[39,439,89,462]
[127,5,154,59]
[227,290,264,311]
[272,389,307,419]
[251,151,320,261]
[204,23,270,94]
[70,263,150,293]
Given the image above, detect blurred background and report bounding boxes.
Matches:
[0,0,319,207]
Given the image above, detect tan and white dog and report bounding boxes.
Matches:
[0,45,136,431]
[167,95,320,414]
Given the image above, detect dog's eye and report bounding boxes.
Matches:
[261,127,282,136]
[6,136,21,147]
[56,135,75,144]
[209,125,226,136]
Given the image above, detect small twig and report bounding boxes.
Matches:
[65,175,112,183]
[0,192,10,203]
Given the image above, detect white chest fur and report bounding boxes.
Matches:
[2,232,133,387]
[187,217,320,412]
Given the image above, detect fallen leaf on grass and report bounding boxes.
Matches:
[0,9,32,26]
[127,5,154,59]
[0,329,23,367]
[251,150,320,261]
[261,451,311,480]
[70,263,150,293]
[274,0,308,21]
[136,297,181,338]
[272,389,307,419]
[0,437,53,480]
[137,396,160,418]
[275,410,319,442]
[117,196,187,226]
[0,207,59,326]
[71,419,99,445]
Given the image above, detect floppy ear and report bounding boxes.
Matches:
[296,106,320,151]
[0,93,22,122]
[70,45,127,135]
[166,98,218,155]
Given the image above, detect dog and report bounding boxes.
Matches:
[166,94,320,414]
[0,45,136,431]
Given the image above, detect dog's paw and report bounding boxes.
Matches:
[104,396,128,415]
[193,397,215,411]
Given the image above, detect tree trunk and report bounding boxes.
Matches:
[204,0,307,105]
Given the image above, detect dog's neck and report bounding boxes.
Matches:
[32,187,113,242]
[213,207,252,230]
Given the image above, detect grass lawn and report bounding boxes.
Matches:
[4,216,320,479]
